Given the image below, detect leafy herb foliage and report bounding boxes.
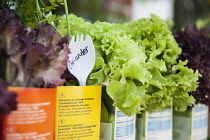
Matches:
[3,0,64,29]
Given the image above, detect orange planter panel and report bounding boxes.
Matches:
[3,87,56,140]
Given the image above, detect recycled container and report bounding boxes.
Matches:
[55,85,102,140]
[173,104,208,140]
[136,108,173,140]
[3,87,56,140]
[100,89,136,140]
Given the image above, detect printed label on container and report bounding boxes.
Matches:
[114,107,136,140]
[55,86,102,140]
[4,87,55,140]
[145,109,172,140]
[192,104,208,140]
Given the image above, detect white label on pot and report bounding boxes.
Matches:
[145,109,172,140]
[114,107,136,140]
[192,104,208,140]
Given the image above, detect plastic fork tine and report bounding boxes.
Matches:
[74,35,76,42]
[80,34,84,41]
[76,34,83,41]
[71,36,76,43]
[75,34,78,42]
[78,34,81,41]
[84,35,87,41]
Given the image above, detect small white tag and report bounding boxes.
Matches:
[67,35,95,86]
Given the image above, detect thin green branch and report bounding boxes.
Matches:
[36,0,41,22]
[35,0,62,35]
[39,0,46,8]
[63,0,70,38]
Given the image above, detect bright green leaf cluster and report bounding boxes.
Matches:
[57,14,200,116]
[5,0,63,29]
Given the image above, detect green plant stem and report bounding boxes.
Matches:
[40,12,60,33]
[39,0,46,8]
[63,0,70,38]
[36,0,41,22]
[35,0,61,35]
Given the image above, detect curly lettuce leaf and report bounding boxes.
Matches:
[123,14,181,68]
[166,61,201,111]
[107,80,150,116]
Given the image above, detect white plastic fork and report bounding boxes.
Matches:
[67,34,95,86]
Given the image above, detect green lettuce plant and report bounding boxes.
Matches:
[57,14,200,116]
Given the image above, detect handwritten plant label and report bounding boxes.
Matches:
[67,35,95,83]
[69,46,89,69]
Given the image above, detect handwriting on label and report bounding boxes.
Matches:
[69,46,88,69]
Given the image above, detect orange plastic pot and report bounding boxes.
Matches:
[0,115,3,140]
[3,87,55,140]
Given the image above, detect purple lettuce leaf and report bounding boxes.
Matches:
[28,43,70,87]
[0,7,70,87]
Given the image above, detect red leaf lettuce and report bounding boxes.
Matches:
[0,7,70,87]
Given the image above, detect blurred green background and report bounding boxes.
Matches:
[56,0,210,29]
[0,0,210,28]
[174,0,210,29]
[52,0,131,23]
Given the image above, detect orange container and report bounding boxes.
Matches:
[3,87,55,140]
[0,115,3,139]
